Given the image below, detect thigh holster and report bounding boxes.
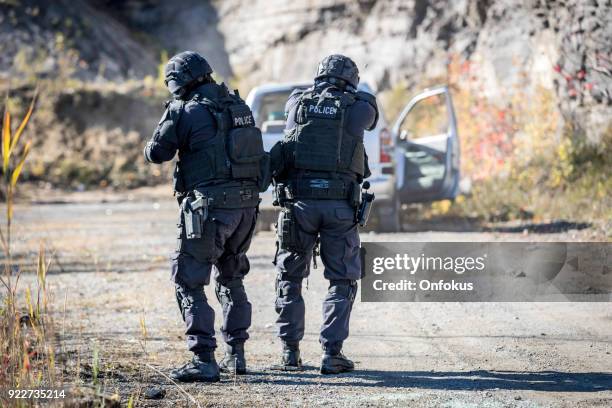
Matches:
[277,207,302,252]
[276,275,303,299]
[328,279,357,303]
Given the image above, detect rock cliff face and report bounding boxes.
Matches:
[0,0,609,189]
[0,0,157,81]
[70,0,608,142]
[212,0,610,142]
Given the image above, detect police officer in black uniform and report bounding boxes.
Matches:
[145,51,269,382]
[270,54,378,374]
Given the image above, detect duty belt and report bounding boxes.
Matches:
[289,179,353,200]
[193,185,260,209]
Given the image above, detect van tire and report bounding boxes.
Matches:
[374,193,402,233]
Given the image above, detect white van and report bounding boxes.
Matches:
[246,83,460,232]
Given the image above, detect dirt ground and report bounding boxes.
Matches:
[9,190,612,407]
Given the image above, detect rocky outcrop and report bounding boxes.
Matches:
[535,0,612,144]
[0,0,157,81]
[213,0,610,143]
[1,0,609,189]
[23,84,168,188]
[91,0,234,79]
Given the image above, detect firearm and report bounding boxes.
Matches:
[272,182,292,208]
[356,181,375,227]
[183,192,211,239]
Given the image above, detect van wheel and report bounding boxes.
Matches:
[374,193,402,233]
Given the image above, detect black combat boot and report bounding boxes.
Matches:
[170,351,220,382]
[271,342,302,371]
[320,351,354,374]
[219,343,246,375]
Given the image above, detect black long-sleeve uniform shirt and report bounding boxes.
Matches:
[144,83,223,164]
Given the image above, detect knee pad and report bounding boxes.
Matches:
[216,278,248,305]
[276,276,303,302]
[328,279,357,303]
[175,284,206,319]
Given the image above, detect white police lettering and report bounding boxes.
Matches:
[308,104,337,116]
[234,115,253,127]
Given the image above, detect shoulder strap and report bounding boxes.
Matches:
[194,95,221,112]
[294,89,312,124]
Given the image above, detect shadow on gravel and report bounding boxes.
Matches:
[399,217,592,234]
[256,369,612,392]
[400,217,483,233]
[485,221,592,234]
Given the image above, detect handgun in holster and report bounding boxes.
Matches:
[272,182,292,208]
[183,192,211,239]
[356,181,375,227]
[272,182,301,252]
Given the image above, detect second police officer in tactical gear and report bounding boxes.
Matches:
[270,54,378,374]
[144,51,269,382]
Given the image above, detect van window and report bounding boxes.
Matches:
[256,91,292,129]
[400,93,448,140]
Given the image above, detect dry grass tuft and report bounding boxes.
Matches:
[0,89,60,402]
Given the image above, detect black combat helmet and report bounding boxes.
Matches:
[164,51,213,97]
[315,54,359,89]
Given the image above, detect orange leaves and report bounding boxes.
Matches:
[445,53,560,184]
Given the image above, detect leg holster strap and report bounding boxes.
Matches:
[276,277,302,298]
[329,279,357,302]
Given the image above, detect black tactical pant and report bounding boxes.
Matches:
[275,199,360,355]
[172,207,257,355]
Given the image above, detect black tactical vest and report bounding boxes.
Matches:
[177,86,266,191]
[283,87,366,178]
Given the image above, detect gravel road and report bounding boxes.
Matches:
[9,194,612,407]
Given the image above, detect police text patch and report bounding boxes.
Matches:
[305,101,340,119]
[228,104,255,128]
[233,114,253,127]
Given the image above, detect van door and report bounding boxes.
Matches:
[392,86,460,203]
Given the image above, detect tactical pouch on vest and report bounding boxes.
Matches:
[227,126,265,179]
